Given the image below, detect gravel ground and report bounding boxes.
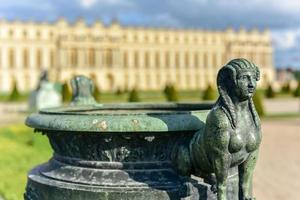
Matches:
[253,117,300,200]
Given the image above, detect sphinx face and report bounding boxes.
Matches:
[234,71,257,101]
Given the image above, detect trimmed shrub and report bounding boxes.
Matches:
[281,82,291,94]
[163,84,179,102]
[253,91,265,117]
[202,84,217,100]
[115,87,123,96]
[293,81,300,97]
[128,88,140,102]
[9,80,21,101]
[265,84,276,98]
[62,82,72,103]
[93,84,101,101]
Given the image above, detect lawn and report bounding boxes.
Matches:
[0,125,52,200]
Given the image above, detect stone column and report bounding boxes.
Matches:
[2,47,8,69]
[43,48,50,70]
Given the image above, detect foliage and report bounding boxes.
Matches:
[281,82,291,94]
[128,88,140,102]
[253,91,265,117]
[0,125,52,200]
[93,84,101,101]
[115,87,123,96]
[293,81,300,97]
[265,84,276,98]
[163,84,179,102]
[62,82,72,103]
[202,84,217,101]
[8,81,21,102]
[294,70,300,81]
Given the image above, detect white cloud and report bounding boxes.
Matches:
[272,29,300,50]
[80,0,98,8]
[79,0,130,8]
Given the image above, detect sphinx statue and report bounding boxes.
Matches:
[173,58,261,200]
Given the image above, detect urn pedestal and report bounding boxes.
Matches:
[24,103,239,200]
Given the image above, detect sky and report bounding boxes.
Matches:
[0,0,300,69]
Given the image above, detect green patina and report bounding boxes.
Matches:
[25,59,261,200]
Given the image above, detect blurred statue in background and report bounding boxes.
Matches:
[70,75,97,106]
[28,70,62,111]
[173,58,262,200]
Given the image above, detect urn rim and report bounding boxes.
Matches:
[25,102,213,133]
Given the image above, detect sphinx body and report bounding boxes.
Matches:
[173,58,262,200]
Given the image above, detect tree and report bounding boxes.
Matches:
[128,88,140,102]
[265,84,276,98]
[9,80,21,101]
[115,87,123,96]
[62,82,72,103]
[202,84,217,101]
[293,81,300,97]
[281,82,291,94]
[253,91,265,117]
[163,84,179,102]
[93,84,101,101]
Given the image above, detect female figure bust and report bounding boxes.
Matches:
[173,58,261,200]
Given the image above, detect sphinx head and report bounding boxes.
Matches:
[217,58,260,101]
[216,58,260,128]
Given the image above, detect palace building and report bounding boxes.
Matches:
[0,18,275,92]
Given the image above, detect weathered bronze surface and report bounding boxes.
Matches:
[24,58,261,200]
[173,58,261,200]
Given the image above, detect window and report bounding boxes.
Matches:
[165,52,170,68]
[134,51,139,68]
[89,48,95,67]
[212,52,217,68]
[175,52,180,68]
[9,29,14,38]
[50,50,55,67]
[185,52,189,67]
[106,49,113,67]
[23,30,28,39]
[165,36,169,42]
[71,48,78,66]
[49,32,54,40]
[37,49,42,68]
[123,52,128,68]
[134,35,138,43]
[194,52,199,68]
[144,35,149,43]
[36,31,41,39]
[9,48,15,68]
[222,53,227,64]
[145,52,149,68]
[23,49,29,68]
[155,52,160,68]
[203,52,208,68]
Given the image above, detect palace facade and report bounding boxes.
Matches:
[0,18,275,92]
